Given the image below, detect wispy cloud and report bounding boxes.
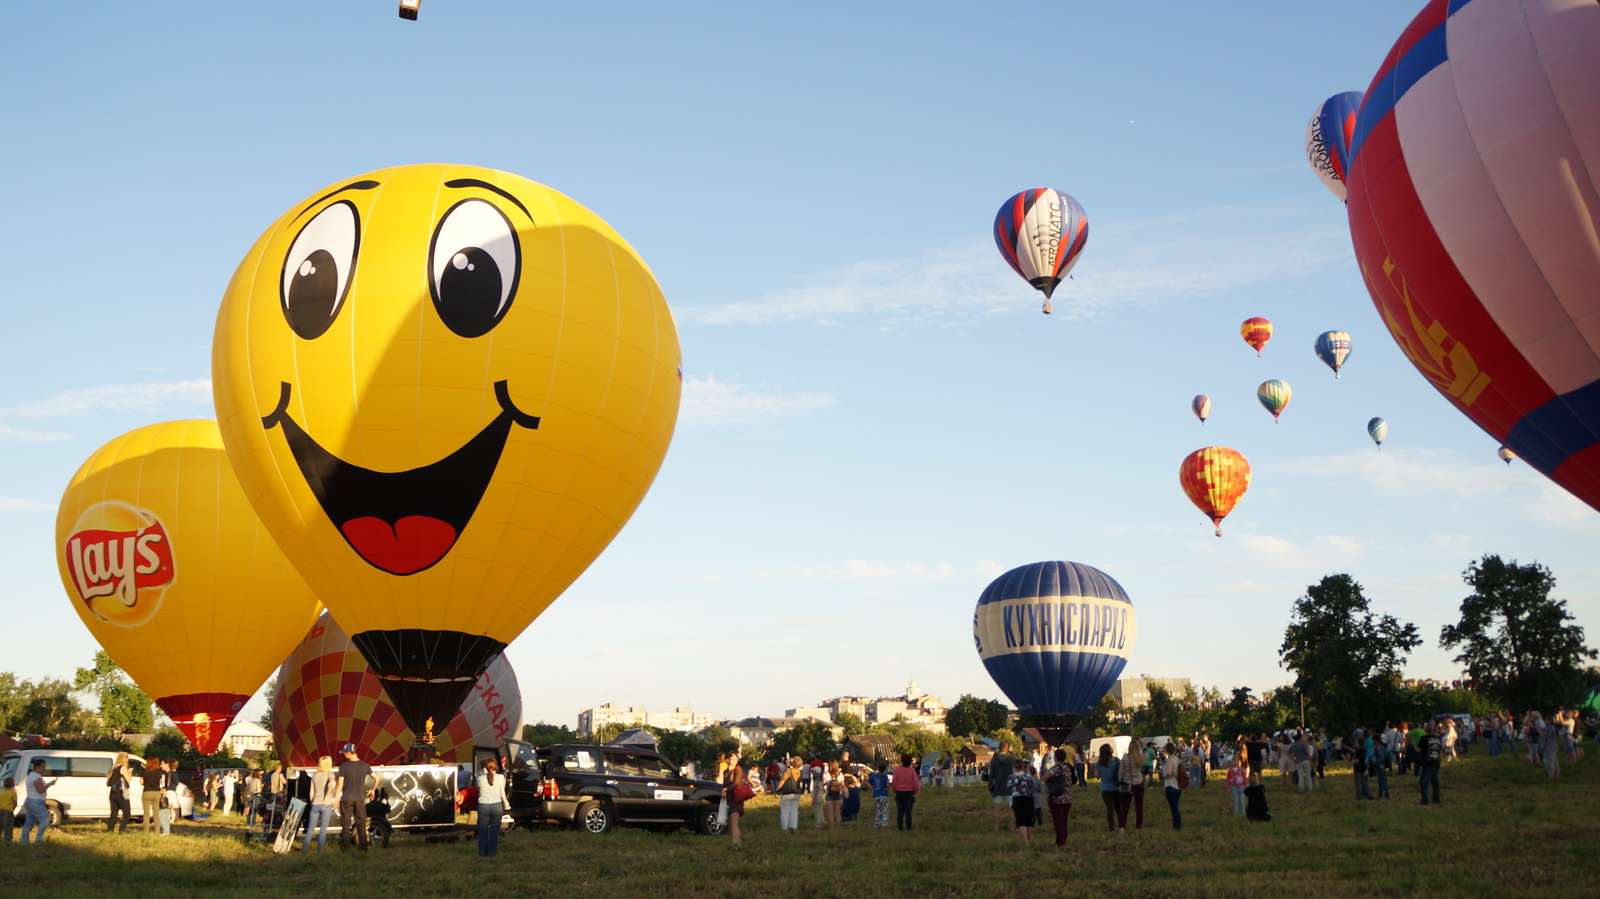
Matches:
[0,379,212,418]
[678,202,1348,326]
[680,375,835,427]
[676,559,997,582]
[1521,480,1600,530]
[1227,532,1366,569]
[0,496,53,511]
[0,425,72,443]
[1268,448,1509,500]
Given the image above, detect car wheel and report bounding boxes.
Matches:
[696,802,726,836]
[575,800,613,835]
[367,820,391,849]
[47,802,64,827]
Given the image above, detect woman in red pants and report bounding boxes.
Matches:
[1043,748,1075,846]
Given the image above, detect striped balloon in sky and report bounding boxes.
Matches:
[993,188,1089,313]
[1305,91,1364,202]
[1192,394,1212,425]
[1257,379,1292,422]
[1240,317,1273,356]
[1314,331,1353,378]
[1346,0,1600,515]
[1368,417,1389,449]
[973,561,1137,742]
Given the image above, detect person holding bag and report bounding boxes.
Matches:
[106,752,134,834]
[722,752,750,850]
[775,757,804,832]
[1117,738,1145,835]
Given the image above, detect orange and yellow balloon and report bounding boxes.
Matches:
[55,420,322,753]
[1241,317,1273,356]
[1179,447,1252,537]
[212,164,682,735]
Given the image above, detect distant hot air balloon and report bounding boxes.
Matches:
[212,165,682,738]
[1306,91,1363,202]
[55,421,322,753]
[1257,380,1292,422]
[994,188,1089,314]
[1368,417,1388,449]
[1179,447,1251,536]
[273,612,523,767]
[972,561,1137,744]
[1314,331,1353,378]
[1346,0,1600,516]
[1241,318,1273,356]
[1192,395,1211,426]
[1499,446,1517,466]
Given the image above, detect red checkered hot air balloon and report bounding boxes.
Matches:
[1240,318,1273,356]
[1179,447,1252,537]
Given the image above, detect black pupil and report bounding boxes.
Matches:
[436,246,503,338]
[286,248,341,340]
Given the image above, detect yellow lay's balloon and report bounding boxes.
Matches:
[56,420,323,753]
[212,164,681,735]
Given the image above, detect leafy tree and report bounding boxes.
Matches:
[258,677,277,729]
[943,694,1008,739]
[834,711,868,737]
[0,672,93,736]
[1440,555,1597,712]
[767,720,836,762]
[145,724,201,765]
[655,730,706,768]
[1200,685,1222,703]
[1279,574,1421,732]
[257,738,280,771]
[521,722,576,747]
[1132,685,1180,736]
[992,727,1020,753]
[592,721,627,744]
[1084,692,1123,737]
[697,724,740,769]
[74,650,153,733]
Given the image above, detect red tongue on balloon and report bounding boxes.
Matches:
[341,516,458,575]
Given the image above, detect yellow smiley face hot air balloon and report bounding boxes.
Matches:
[56,420,323,753]
[212,165,681,736]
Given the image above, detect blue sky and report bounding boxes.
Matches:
[2,1,1594,731]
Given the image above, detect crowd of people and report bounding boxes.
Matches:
[715,750,924,849]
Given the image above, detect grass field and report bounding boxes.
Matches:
[2,749,1596,898]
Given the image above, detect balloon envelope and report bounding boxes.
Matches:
[213,165,682,734]
[1240,317,1273,356]
[1368,417,1388,448]
[1179,447,1252,535]
[1314,331,1353,378]
[972,561,1137,737]
[1257,379,1292,421]
[1306,91,1364,202]
[55,421,322,753]
[1192,394,1211,425]
[1346,0,1600,515]
[1499,445,1517,465]
[993,189,1089,302]
[272,612,522,767]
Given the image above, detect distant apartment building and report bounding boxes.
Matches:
[784,706,835,723]
[577,703,713,736]
[1110,677,1193,709]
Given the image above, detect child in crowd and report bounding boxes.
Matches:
[0,777,16,842]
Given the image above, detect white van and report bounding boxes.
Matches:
[0,749,145,826]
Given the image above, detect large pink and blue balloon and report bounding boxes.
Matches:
[1306,91,1363,202]
[972,561,1137,742]
[993,189,1089,313]
[1345,0,1600,514]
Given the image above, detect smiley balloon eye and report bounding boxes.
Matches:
[280,201,359,340]
[429,198,520,338]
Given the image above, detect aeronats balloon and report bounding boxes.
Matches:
[55,421,322,753]
[1257,379,1292,423]
[994,188,1089,314]
[1192,395,1211,426]
[1345,0,1600,515]
[1314,331,1353,378]
[213,165,682,738]
[1241,317,1272,356]
[1179,447,1251,536]
[973,561,1137,743]
[1499,446,1517,466]
[1368,417,1388,449]
[1306,91,1363,202]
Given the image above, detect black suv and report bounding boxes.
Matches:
[500,741,726,835]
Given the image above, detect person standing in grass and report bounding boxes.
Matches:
[1352,733,1374,800]
[1370,732,1391,799]
[475,758,506,857]
[1044,748,1074,847]
[1243,772,1271,822]
[1006,758,1039,846]
[988,742,1015,832]
[20,758,54,845]
[335,743,374,851]
[105,751,133,834]
[722,752,748,850]
[776,757,805,832]
[1417,724,1443,805]
[823,760,845,830]
[1095,744,1120,832]
[301,756,337,853]
[891,754,920,831]
[1161,745,1186,830]
[1225,754,1247,815]
[0,777,15,843]
[866,761,890,829]
[140,755,164,834]
[1538,716,1561,778]
[1117,738,1145,834]
[1288,733,1313,792]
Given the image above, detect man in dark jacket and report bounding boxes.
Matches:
[1417,725,1443,805]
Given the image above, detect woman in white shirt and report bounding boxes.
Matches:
[475,759,507,857]
[302,756,338,852]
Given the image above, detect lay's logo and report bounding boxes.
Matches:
[64,501,176,628]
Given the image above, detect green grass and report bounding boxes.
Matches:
[1,749,1596,897]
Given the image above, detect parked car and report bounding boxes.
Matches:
[0,749,145,826]
[500,741,725,836]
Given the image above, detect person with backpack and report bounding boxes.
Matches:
[1161,744,1187,830]
[775,756,805,832]
[1043,748,1075,847]
[1417,724,1443,805]
[1004,758,1040,846]
[987,742,1015,832]
[105,751,134,833]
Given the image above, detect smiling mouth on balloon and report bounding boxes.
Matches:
[261,381,540,575]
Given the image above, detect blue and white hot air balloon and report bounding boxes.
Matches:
[973,561,1138,744]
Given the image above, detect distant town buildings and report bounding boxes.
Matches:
[1110,677,1193,709]
[577,704,715,736]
